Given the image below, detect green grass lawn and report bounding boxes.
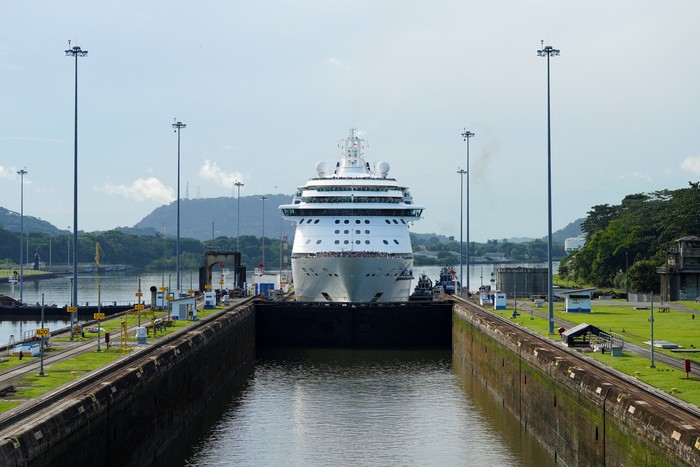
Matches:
[494,300,700,406]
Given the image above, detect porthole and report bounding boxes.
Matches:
[344,240,349,244]
[385,219,391,224]
[300,218,305,223]
[401,219,406,224]
[365,240,370,244]
[335,220,340,224]
[314,219,320,224]
[316,240,322,244]
[306,239,311,244]
[355,220,360,224]
[344,220,349,224]
[392,219,398,224]
[355,240,360,244]
[365,230,370,234]
[394,239,399,244]
[355,230,361,234]
[383,240,389,245]
[335,230,340,234]
[334,240,340,244]
[365,220,370,224]
[344,230,349,234]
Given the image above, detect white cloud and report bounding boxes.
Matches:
[99,178,175,203]
[681,155,700,175]
[0,165,13,179]
[327,57,348,69]
[199,160,242,188]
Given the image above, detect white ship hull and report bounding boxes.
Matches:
[292,255,413,302]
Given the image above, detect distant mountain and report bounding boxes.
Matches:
[133,194,294,242]
[0,201,584,245]
[0,207,69,236]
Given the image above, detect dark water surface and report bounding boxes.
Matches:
[161,348,554,467]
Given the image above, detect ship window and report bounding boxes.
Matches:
[300,218,305,223]
[392,219,398,224]
[344,229,349,234]
[385,219,391,224]
[344,240,349,244]
[335,240,340,244]
[383,240,389,244]
[355,220,361,224]
[394,239,399,244]
[365,230,370,234]
[344,220,349,224]
[355,240,360,244]
[365,220,370,224]
[314,219,320,224]
[355,230,360,234]
[401,219,406,224]
[308,219,314,223]
[306,239,311,244]
[335,220,340,224]
[316,240,322,244]
[365,240,370,244]
[335,230,340,234]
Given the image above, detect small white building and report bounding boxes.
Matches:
[172,296,197,320]
[493,292,507,310]
[564,236,586,253]
[559,288,596,313]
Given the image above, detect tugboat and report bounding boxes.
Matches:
[434,266,460,295]
[409,272,434,300]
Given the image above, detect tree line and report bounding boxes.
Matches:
[558,183,700,293]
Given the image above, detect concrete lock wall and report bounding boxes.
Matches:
[452,302,700,466]
[0,303,256,466]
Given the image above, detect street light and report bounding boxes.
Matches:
[17,168,27,303]
[457,168,466,294]
[537,40,560,334]
[461,129,475,296]
[261,196,267,271]
[65,42,87,340]
[235,181,244,252]
[172,119,186,296]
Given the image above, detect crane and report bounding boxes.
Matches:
[95,242,106,268]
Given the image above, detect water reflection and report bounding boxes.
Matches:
[169,348,553,466]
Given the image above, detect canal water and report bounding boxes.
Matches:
[161,348,554,466]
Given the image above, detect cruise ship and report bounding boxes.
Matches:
[280,129,424,302]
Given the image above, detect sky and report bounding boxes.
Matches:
[1,1,699,242]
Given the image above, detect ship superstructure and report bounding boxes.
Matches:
[280,129,423,302]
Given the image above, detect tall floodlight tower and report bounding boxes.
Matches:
[457,168,466,294]
[537,41,560,334]
[172,120,187,295]
[261,196,268,270]
[65,42,87,341]
[17,168,27,302]
[235,181,244,252]
[461,129,475,296]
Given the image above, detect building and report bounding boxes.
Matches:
[497,267,548,299]
[659,235,700,301]
[558,288,596,313]
[564,236,586,253]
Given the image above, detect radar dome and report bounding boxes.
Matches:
[376,161,390,177]
[315,161,328,177]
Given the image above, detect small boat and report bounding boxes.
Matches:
[434,267,460,295]
[410,272,434,300]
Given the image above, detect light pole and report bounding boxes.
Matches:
[235,181,244,252]
[261,196,267,271]
[17,168,27,303]
[172,119,186,296]
[65,42,87,336]
[457,168,466,294]
[461,129,475,296]
[537,41,559,334]
[66,226,71,268]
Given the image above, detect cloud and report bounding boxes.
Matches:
[99,177,175,203]
[681,155,700,175]
[327,57,349,69]
[0,165,13,179]
[199,160,242,188]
